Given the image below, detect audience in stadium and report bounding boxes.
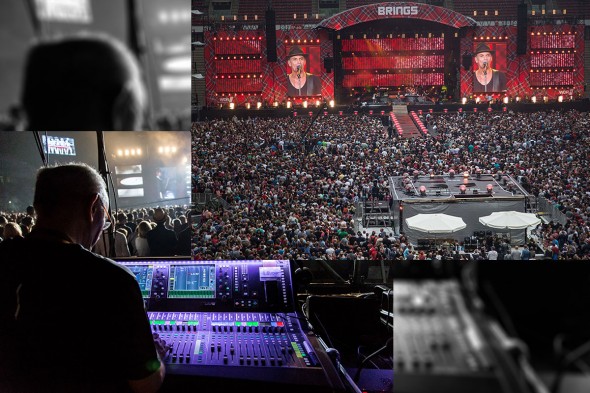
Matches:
[192,108,590,260]
[2,108,588,260]
[0,205,192,259]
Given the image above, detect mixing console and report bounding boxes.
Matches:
[116,259,345,391]
[121,259,293,312]
[149,311,318,369]
[394,280,494,373]
[394,280,533,393]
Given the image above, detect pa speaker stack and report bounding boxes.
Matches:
[517,2,528,55]
[265,9,277,62]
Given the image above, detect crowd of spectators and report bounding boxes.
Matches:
[192,108,590,260]
[0,205,192,258]
[426,110,590,259]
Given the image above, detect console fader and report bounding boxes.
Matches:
[117,259,344,391]
[150,311,318,367]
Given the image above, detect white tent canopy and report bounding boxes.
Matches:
[405,213,467,234]
[479,211,541,230]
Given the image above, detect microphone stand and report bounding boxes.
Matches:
[483,63,487,94]
[297,66,302,96]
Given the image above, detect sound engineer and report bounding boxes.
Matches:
[21,32,148,131]
[0,163,166,393]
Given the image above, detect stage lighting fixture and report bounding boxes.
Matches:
[558,95,563,102]
[329,100,335,108]
[303,101,308,108]
[286,101,292,109]
[503,96,509,104]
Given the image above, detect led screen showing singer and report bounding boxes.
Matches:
[472,42,507,93]
[286,45,322,97]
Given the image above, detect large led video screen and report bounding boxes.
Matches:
[472,42,507,93]
[284,44,323,97]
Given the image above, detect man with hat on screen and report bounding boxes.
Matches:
[473,42,507,93]
[286,45,322,97]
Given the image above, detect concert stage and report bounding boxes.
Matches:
[389,173,533,245]
[193,99,590,122]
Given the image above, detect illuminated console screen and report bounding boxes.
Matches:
[168,264,216,299]
[125,265,154,298]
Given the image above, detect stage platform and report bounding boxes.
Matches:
[388,173,534,245]
[389,173,526,202]
[192,99,590,122]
